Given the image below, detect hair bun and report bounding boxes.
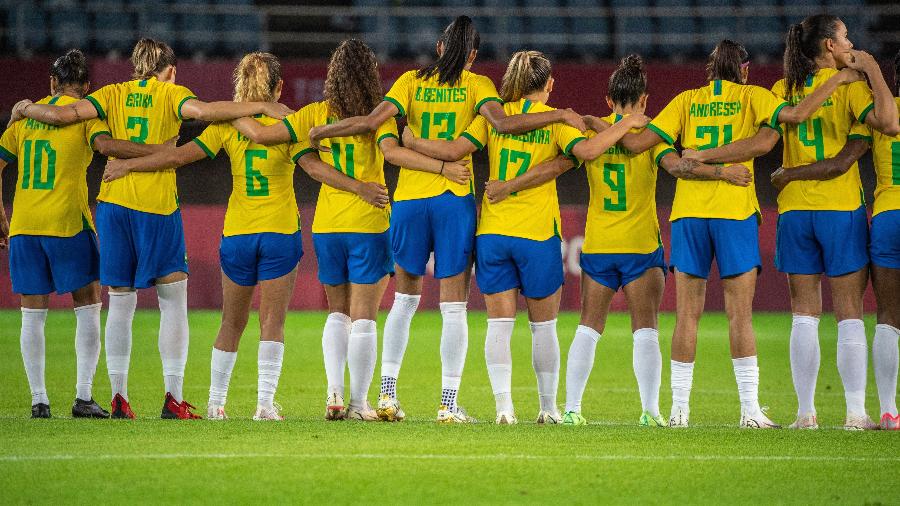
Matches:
[621,54,643,69]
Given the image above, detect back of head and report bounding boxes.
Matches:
[233,52,281,103]
[51,49,89,89]
[608,54,647,108]
[417,15,480,86]
[325,38,383,120]
[500,50,551,103]
[706,40,748,84]
[783,14,840,99]
[130,38,177,80]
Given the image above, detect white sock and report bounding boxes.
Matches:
[671,360,694,412]
[157,279,189,402]
[257,341,284,409]
[633,328,662,417]
[105,291,136,400]
[531,319,560,413]
[733,356,761,415]
[440,301,468,412]
[485,318,515,414]
[873,324,899,416]
[348,319,377,409]
[564,325,600,413]
[380,293,420,383]
[790,315,820,415]
[837,319,868,417]
[323,312,351,397]
[209,347,237,407]
[21,308,48,406]
[74,303,102,401]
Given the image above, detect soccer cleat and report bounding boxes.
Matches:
[376,394,405,422]
[536,410,562,424]
[562,411,587,426]
[347,402,379,421]
[844,414,879,431]
[669,405,689,428]
[325,393,346,421]
[161,393,202,420]
[72,398,110,419]
[110,393,135,419]
[880,413,900,430]
[495,412,518,425]
[31,403,51,419]
[207,404,228,420]
[253,403,284,421]
[740,407,781,429]
[638,411,666,427]
[788,413,818,430]
[437,405,476,424]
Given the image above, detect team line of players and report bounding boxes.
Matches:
[2,14,899,429]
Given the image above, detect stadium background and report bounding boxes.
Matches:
[1,0,898,311]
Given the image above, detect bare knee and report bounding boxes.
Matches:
[72,282,101,307]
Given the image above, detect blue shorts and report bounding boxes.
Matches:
[220,231,303,287]
[391,191,476,279]
[475,234,563,299]
[870,210,900,270]
[775,206,869,276]
[580,247,667,291]
[670,215,760,279]
[96,202,188,289]
[9,229,99,295]
[313,231,393,285]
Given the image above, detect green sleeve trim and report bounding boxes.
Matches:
[563,136,587,157]
[769,102,788,128]
[293,147,317,163]
[377,132,399,145]
[647,123,675,145]
[858,102,875,124]
[177,95,197,121]
[192,137,216,160]
[383,97,406,118]
[474,96,503,113]
[655,147,677,168]
[460,132,483,151]
[761,122,784,136]
[847,133,873,144]
[89,130,111,149]
[282,118,298,143]
[85,96,106,120]
[0,145,15,163]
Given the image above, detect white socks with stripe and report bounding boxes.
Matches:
[633,328,662,418]
[257,341,284,409]
[873,324,899,416]
[157,279,189,402]
[732,355,761,415]
[348,319,377,409]
[20,308,48,406]
[671,360,694,413]
[380,293,420,398]
[74,303,102,401]
[789,315,820,416]
[106,290,136,400]
[531,319,560,413]
[322,312,351,397]
[440,301,468,412]
[837,319,868,417]
[209,347,237,407]
[564,325,599,413]
[485,318,515,414]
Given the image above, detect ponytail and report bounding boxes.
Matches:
[130,38,176,80]
[50,49,89,89]
[608,54,647,107]
[783,15,840,100]
[416,15,480,86]
[233,52,281,103]
[706,40,748,84]
[499,50,552,103]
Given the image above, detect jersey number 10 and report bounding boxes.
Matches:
[21,140,56,190]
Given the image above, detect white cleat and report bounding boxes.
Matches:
[535,410,562,424]
[844,413,879,431]
[253,403,284,421]
[740,407,781,429]
[437,405,476,424]
[669,405,689,428]
[376,394,405,422]
[347,402,379,421]
[207,404,227,420]
[325,393,346,421]
[495,412,518,425]
[788,413,819,429]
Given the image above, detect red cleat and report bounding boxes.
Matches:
[111,393,135,419]
[881,413,900,430]
[161,393,202,420]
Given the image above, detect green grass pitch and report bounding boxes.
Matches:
[0,309,896,504]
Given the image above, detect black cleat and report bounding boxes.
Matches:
[31,403,51,418]
[72,398,110,418]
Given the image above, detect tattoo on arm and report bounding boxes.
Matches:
[714,165,722,179]
[72,105,81,122]
[673,157,705,180]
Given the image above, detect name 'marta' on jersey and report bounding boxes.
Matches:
[771,68,875,213]
[462,98,585,241]
[648,78,787,221]
[0,95,110,237]
[582,113,673,255]
[385,69,502,202]
[86,76,197,215]
[867,97,900,216]
[192,115,302,237]
[284,101,395,234]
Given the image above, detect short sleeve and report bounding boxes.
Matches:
[85,118,112,150]
[770,80,786,100]
[472,75,502,114]
[284,103,320,161]
[647,91,687,145]
[384,71,414,118]
[460,115,489,151]
[0,123,18,163]
[192,123,225,159]
[847,81,875,125]
[848,121,873,144]
[749,86,789,129]
[650,143,677,169]
[170,84,198,121]
[85,84,112,120]
[375,118,400,145]
[556,123,587,163]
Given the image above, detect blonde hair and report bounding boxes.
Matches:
[499,50,551,103]
[233,52,281,102]
[130,38,177,80]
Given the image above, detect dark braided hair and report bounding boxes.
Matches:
[324,39,383,120]
[608,54,646,107]
[706,40,749,84]
[50,49,89,89]
[416,15,480,86]
[784,15,841,100]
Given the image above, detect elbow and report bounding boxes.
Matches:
[881,123,900,137]
[93,140,112,157]
[490,118,515,135]
[362,116,381,133]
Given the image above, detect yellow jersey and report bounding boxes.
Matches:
[462,98,585,241]
[0,95,110,237]
[193,116,302,237]
[582,114,674,254]
[869,97,900,216]
[385,69,502,201]
[648,79,787,221]
[284,101,395,234]
[86,76,196,215]
[771,68,874,212]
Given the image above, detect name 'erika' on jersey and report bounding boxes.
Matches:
[125,92,153,108]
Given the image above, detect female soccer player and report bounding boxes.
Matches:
[298,16,586,422]
[10,38,293,419]
[404,50,651,424]
[231,39,470,421]
[0,50,171,418]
